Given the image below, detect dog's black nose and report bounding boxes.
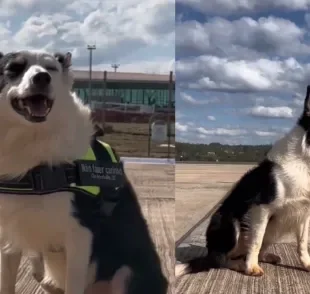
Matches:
[32,72,51,87]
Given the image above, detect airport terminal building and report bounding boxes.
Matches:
[71,70,175,158]
[72,70,175,110]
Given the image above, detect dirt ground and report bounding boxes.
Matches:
[12,163,175,294]
[175,163,254,241]
[103,122,175,158]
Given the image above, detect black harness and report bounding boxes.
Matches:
[0,139,125,216]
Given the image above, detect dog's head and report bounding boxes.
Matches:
[0,50,73,124]
[298,86,310,132]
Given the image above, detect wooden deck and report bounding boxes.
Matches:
[176,163,310,294]
[10,163,175,294]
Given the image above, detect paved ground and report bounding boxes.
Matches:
[11,163,175,294]
[176,163,310,294]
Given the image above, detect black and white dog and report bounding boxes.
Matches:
[176,86,310,277]
[0,50,167,294]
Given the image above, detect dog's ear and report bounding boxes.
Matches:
[54,52,72,69]
[304,85,310,116]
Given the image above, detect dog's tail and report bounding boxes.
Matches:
[175,253,227,277]
[175,211,237,277]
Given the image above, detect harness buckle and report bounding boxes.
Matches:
[31,165,68,191]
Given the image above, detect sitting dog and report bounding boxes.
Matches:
[0,50,167,294]
[176,85,310,277]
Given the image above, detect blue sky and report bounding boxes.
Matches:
[0,0,174,73]
[176,0,310,145]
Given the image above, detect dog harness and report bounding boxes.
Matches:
[0,139,124,216]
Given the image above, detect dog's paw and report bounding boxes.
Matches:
[259,253,281,264]
[301,262,310,272]
[299,256,310,271]
[245,264,264,276]
[227,259,245,272]
[175,264,189,277]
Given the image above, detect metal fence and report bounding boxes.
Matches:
[84,71,175,159]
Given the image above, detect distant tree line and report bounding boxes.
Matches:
[176,142,272,163]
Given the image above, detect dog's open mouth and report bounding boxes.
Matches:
[11,95,54,123]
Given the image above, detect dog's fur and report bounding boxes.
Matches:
[0,50,167,294]
[176,86,310,278]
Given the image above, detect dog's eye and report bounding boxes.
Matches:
[6,62,26,74]
[45,66,58,71]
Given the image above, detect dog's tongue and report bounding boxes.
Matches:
[24,99,48,117]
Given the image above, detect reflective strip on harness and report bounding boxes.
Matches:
[97,140,117,163]
[0,184,32,192]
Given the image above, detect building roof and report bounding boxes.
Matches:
[72,70,175,83]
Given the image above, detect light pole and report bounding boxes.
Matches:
[111,63,120,72]
[168,71,173,159]
[87,44,96,105]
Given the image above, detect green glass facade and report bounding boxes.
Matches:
[72,80,175,108]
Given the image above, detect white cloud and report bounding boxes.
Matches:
[180,92,197,103]
[177,0,310,14]
[292,92,304,106]
[176,55,309,93]
[254,130,277,136]
[251,95,289,107]
[14,14,73,47]
[249,106,294,118]
[75,59,175,74]
[177,16,310,59]
[207,115,216,121]
[178,121,288,144]
[66,1,101,15]
[176,122,189,132]
[0,0,174,72]
[197,127,247,136]
[175,3,304,145]
[179,92,218,104]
